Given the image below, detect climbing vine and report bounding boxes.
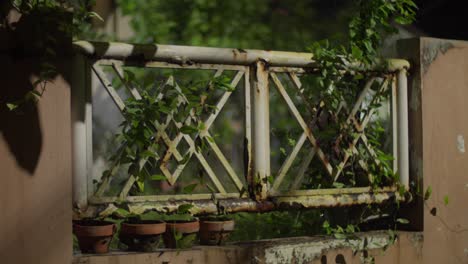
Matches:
[298,0,417,190]
[307,0,417,261]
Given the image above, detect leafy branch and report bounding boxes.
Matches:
[3,0,102,111]
[302,0,416,189]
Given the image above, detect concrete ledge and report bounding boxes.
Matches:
[73,231,422,264]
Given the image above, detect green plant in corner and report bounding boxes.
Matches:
[2,0,102,111]
[315,0,417,261]
[305,0,416,191]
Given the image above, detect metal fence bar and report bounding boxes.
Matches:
[397,68,409,189]
[74,41,409,70]
[85,191,402,217]
[71,54,89,210]
[252,61,271,199]
[392,75,399,173]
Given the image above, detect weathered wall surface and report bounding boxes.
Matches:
[418,37,468,264]
[398,37,468,264]
[0,57,73,264]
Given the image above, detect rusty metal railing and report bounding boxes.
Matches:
[72,41,409,218]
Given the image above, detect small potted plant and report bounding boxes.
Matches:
[114,209,167,252]
[199,196,235,245]
[163,204,200,249]
[73,219,116,254]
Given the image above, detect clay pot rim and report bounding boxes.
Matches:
[73,220,115,226]
[122,220,165,226]
[120,220,167,236]
[73,220,116,237]
[200,219,234,224]
[166,219,200,234]
[165,219,198,224]
[200,219,235,232]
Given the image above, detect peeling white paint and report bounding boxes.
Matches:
[264,234,391,264]
[457,135,465,153]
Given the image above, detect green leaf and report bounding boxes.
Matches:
[396,218,409,224]
[334,233,346,239]
[88,11,104,22]
[6,103,18,111]
[177,204,194,214]
[136,179,144,192]
[333,182,345,188]
[266,175,274,184]
[174,230,183,240]
[150,174,167,181]
[177,233,197,248]
[345,224,355,233]
[141,150,157,159]
[113,208,131,218]
[205,135,215,143]
[424,186,432,201]
[443,195,449,206]
[287,137,296,147]
[183,183,197,194]
[279,147,286,156]
[124,70,136,82]
[180,125,198,134]
[351,44,363,59]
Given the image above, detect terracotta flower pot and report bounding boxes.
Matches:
[199,218,235,245]
[73,220,116,254]
[163,220,199,248]
[119,220,166,252]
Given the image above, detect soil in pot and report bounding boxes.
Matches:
[199,216,235,245]
[163,220,199,249]
[73,220,116,254]
[119,220,166,252]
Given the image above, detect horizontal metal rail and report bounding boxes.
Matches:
[73,41,409,71]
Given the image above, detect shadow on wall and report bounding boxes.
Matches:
[0,6,72,175]
[0,55,43,175]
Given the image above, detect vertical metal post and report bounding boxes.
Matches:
[391,76,398,173]
[251,61,270,200]
[397,68,409,189]
[71,54,90,210]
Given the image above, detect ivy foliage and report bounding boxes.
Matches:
[103,69,234,193]
[2,0,101,111]
[301,0,417,189]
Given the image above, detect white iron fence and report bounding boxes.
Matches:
[72,41,409,217]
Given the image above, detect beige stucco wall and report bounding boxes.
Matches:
[0,58,72,263]
[418,37,468,264]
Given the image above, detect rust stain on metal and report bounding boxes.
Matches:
[74,190,403,219]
